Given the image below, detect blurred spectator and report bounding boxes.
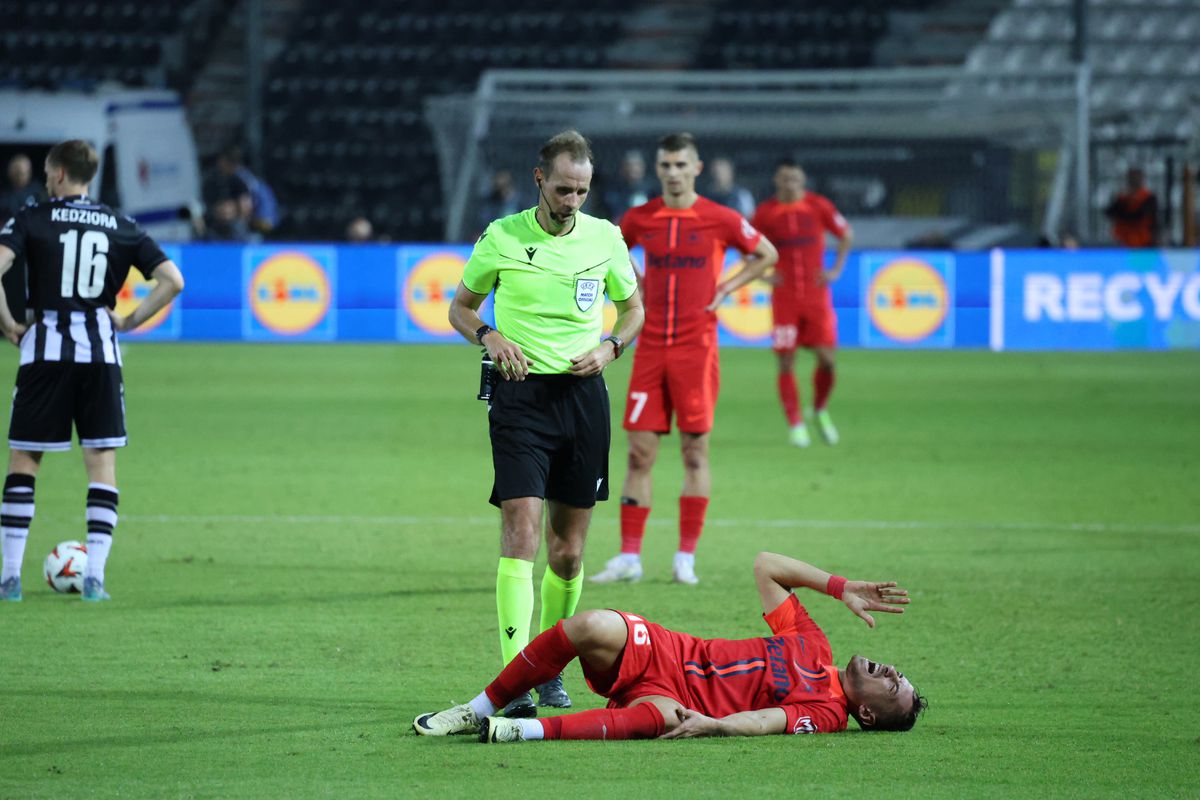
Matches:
[707,156,755,218]
[204,196,251,242]
[346,216,375,243]
[214,146,279,236]
[2,154,42,216]
[1104,167,1158,247]
[603,150,653,223]
[477,169,520,235]
[179,200,207,239]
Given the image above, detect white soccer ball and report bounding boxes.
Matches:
[44,541,88,593]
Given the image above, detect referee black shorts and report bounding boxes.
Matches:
[8,362,127,451]
[488,373,610,509]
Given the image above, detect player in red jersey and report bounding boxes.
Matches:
[752,159,853,448]
[413,549,925,742]
[591,133,777,586]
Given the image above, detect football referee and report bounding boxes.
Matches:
[449,130,644,718]
[0,140,184,602]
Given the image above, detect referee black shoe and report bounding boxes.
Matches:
[535,674,572,708]
[501,691,536,718]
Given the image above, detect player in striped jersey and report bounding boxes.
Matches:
[0,140,184,602]
[414,549,925,742]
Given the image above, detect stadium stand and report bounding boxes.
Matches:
[965,0,1199,239]
[694,1,908,70]
[0,0,206,90]
[262,2,633,242]
[0,1,1191,244]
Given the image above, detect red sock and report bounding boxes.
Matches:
[619,503,650,555]
[484,621,577,706]
[540,703,666,740]
[777,372,802,426]
[813,364,835,411]
[678,496,708,554]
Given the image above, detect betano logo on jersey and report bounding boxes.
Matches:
[403,251,466,336]
[248,250,333,335]
[116,270,174,334]
[862,255,954,347]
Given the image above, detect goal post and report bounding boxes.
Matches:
[425,67,1083,244]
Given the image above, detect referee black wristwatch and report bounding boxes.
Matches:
[604,335,625,359]
[475,324,494,345]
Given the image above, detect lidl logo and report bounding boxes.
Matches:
[716,278,774,343]
[244,248,336,339]
[402,251,465,336]
[116,270,175,334]
[861,255,954,347]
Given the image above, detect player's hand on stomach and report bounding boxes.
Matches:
[659,708,720,739]
[568,342,614,377]
[842,580,909,628]
[483,332,530,381]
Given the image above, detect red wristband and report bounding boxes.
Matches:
[826,575,847,600]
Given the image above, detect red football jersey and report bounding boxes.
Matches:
[621,196,762,347]
[674,594,849,734]
[752,193,849,309]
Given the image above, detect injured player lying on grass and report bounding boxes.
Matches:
[413,550,926,742]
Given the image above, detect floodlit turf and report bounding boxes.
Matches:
[1,343,1197,799]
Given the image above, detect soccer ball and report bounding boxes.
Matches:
[44,541,88,593]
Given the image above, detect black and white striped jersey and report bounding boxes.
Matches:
[0,195,168,366]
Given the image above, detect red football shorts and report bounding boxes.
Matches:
[771,293,837,352]
[622,342,719,434]
[581,610,694,709]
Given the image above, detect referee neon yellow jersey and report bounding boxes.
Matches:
[462,207,638,374]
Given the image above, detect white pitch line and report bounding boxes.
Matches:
[118,514,1200,535]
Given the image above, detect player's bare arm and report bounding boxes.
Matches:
[0,244,27,345]
[107,260,185,333]
[660,707,788,739]
[568,291,645,377]
[448,281,530,380]
[753,551,909,628]
[819,228,854,285]
[705,236,779,311]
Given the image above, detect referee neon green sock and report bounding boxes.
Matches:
[496,557,535,666]
[539,565,584,633]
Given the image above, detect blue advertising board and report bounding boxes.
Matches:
[994,249,1200,350]
[107,242,1200,351]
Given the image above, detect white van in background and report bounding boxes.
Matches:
[0,88,202,242]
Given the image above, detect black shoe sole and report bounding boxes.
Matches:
[501,702,537,718]
[536,698,572,708]
[478,717,491,743]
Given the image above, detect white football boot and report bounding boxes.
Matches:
[589,553,643,584]
[672,552,699,585]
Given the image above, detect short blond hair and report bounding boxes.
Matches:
[47,139,99,185]
[538,130,593,178]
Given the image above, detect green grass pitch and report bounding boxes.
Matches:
[1,343,1197,799]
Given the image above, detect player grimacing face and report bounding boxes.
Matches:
[535,154,593,230]
[844,654,915,726]
[656,147,702,199]
[774,165,806,201]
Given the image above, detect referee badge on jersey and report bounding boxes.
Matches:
[575,278,601,312]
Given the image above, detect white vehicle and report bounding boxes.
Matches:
[0,88,202,242]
